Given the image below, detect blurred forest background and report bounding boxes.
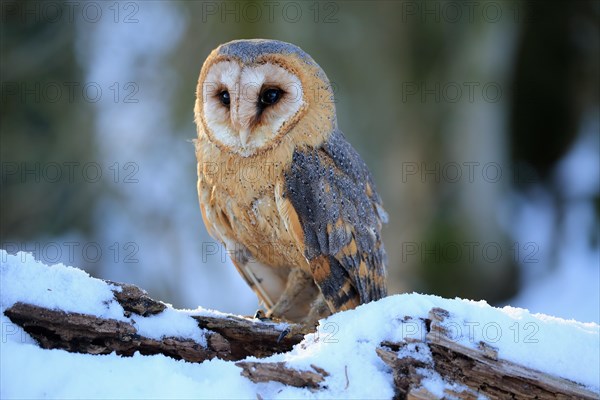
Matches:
[1,1,598,322]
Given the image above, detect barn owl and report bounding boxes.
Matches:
[194,39,388,324]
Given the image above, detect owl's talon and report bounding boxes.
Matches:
[277,327,291,343]
[253,309,269,321]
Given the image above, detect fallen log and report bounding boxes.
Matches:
[3,280,598,398]
[4,280,307,363]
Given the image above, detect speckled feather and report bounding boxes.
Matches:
[218,39,312,64]
[284,129,388,309]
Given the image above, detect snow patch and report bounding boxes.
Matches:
[1,250,598,399]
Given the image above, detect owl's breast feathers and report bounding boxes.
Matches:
[197,125,388,314]
[283,129,388,311]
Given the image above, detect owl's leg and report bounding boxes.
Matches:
[226,242,288,312]
[304,295,331,325]
[266,268,313,319]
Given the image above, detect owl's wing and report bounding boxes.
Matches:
[280,129,388,312]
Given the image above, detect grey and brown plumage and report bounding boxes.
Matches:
[194,39,388,323]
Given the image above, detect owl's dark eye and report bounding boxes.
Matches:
[219,90,230,107]
[260,88,282,106]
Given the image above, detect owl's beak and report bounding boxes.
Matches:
[230,106,250,147]
[239,128,250,147]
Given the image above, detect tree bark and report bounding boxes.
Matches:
[375,308,599,400]
[236,362,329,390]
[4,281,308,363]
[3,281,598,398]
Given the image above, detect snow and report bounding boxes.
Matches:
[131,308,208,346]
[1,250,599,399]
[0,251,124,320]
[505,119,600,324]
[507,196,600,324]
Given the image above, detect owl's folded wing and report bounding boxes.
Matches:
[279,129,388,312]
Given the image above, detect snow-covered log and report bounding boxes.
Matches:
[4,301,306,362]
[1,251,598,399]
[375,308,599,399]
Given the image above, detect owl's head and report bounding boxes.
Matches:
[195,39,336,157]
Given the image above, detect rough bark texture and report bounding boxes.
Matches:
[193,314,307,360]
[4,281,307,363]
[236,362,329,389]
[3,281,598,397]
[375,308,599,400]
[425,308,599,400]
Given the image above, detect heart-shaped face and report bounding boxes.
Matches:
[195,39,336,157]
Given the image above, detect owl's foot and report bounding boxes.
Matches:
[253,309,270,321]
[276,296,331,341]
[276,319,321,343]
[304,296,331,325]
[252,310,300,343]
